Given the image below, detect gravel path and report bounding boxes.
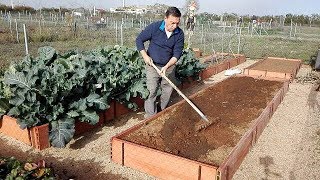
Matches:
[1,59,319,179]
[234,65,320,180]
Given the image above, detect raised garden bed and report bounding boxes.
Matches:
[0,112,106,150]
[111,75,289,180]
[0,115,50,150]
[243,57,302,81]
[200,54,246,80]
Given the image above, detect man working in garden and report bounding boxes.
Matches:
[136,7,184,118]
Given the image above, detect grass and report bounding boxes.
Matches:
[1,18,320,70]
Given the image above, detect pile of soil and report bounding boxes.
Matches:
[122,76,284,166]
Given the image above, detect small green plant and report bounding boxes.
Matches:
[0,157,55,179]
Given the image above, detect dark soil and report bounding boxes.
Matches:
[122,76,284,166]
[0,138,127,180]
[250,58,300,73]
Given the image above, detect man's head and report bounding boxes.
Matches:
[164,7,181,32]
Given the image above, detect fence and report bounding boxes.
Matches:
[1,10,320,63]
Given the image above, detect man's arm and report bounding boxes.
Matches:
[136,23,154,65]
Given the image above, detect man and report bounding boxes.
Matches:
[136,7,184,118]
[185,1,197,35]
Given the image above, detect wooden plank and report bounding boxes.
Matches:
[111,138,124,165]
[266,71,287,79]
[0,115,32,145]
[123,142,218,180]
[247,69,267,77]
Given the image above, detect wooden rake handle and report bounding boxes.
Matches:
[150,62,208,122]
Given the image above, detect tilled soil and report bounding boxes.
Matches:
[122,76,284,166]
[249,58,301,73]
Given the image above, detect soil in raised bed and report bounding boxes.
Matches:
[122,76,284,166]
[250,58,300,73]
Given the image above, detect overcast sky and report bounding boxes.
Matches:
[2,0,320,16]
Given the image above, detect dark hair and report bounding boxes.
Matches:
[165,7,181,18]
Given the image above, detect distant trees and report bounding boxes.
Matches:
[0,4,35,13]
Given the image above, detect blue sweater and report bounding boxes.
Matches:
[136,20,184,67]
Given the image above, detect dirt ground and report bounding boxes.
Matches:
[0,59,319,180]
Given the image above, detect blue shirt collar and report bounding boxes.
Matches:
[159,20,180,34]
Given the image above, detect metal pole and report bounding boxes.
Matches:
[23,24,28,55]
[187,32,191,49]
[39,20,41,35]
[201,24,204,44]
[290,19,293,38]
[203,33,206,53]
[132,18,133,28]
[9,19,12,34]
[116,22,118,44]
[15,19,19,43]
[221,26,225,53]
[87,17,89,29]
[120,23,123,46]
[237,27,241,54]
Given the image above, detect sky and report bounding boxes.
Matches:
[2,0,320,16]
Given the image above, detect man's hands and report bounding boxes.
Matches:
[144,56,153,66]
[140,49,176,77]
[160,65,169,76]
[140,50,153,66]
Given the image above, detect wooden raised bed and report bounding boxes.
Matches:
[243,57,302,81]
[0,115,50,150]
[111,75,289,180]
[200,54,246,80]
[0,112,107,149]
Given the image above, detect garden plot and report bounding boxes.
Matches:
[111,75,289,180]
[243,57,302,81]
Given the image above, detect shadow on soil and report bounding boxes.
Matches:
[70,127,104,149]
